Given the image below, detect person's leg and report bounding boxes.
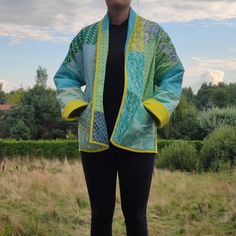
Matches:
[80,148,118,236]
[116,150,156,236]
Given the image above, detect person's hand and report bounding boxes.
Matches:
[143,105,161,127]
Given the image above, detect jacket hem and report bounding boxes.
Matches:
[79,146,109,153]
[89,139,109,147]
[110,139,158,154]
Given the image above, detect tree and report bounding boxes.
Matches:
[197,106,236,139]
[5,88,25,105]
[2,66,75,140]
[9,119,31,140]
[35,65,48,88]
[196,82,236,110]
[0,82,6,104]
[20,85,66,139]
[4,84,77,140]
[182,87,195,105]
[158,90,201,140]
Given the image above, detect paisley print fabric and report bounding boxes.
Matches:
[112,52,144,143]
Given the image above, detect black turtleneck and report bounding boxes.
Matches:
[103,18,128,139]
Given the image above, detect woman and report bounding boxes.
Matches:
[53,0,185,235]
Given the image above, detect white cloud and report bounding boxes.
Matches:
[183,56,236,93]
[186,69,226,94]
[201,70,225,85]
[186,57,236,78]
[0,0,106,44]
[0,0,235,43]
[139,0,236,23]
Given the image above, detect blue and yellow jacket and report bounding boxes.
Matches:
[53,7,185,154]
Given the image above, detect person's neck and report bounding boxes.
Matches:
[107,6,130,25]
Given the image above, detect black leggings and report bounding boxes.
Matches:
[80,141,156,236]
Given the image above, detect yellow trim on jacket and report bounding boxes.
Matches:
[62,99,89,121]
[143,98,170,129]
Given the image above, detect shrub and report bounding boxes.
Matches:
[0,139,80,160]
[9,119,31,140]
[156,140,199,172]
[199,125,236,172]
[197,106,236,138]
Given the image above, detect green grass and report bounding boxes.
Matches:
[0,156,235,236]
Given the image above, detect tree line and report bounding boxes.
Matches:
[0,66,235,141]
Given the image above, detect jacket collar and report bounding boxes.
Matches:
[90,7,138,145]
[102,6,137,52]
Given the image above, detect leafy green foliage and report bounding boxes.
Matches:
[3,85,75,140]
[195,82,236,110]
[0,139,80,160]
[0,82,7,104]
[158,88,202,140]
[5,88,26,105]
[1,66,79,140]
[35,65,48,88]
[197,106,236,139]
[156,140,199,172]
[199,125,236,172]
[9,119,31,140]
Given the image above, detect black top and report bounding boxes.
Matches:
[103,17,128,139]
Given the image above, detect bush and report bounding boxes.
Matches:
[0,139,80,160]
[156,140,199,172]
[9,119,31,140]
[197,106,236,139]
[199,125,236,172]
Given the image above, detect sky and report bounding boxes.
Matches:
[0,0,236,94]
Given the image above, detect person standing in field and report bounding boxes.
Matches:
[53,0,185,235]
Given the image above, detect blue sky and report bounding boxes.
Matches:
[0,0,235,94]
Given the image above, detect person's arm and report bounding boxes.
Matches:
[143,25,185,129]
[53,30,88,121]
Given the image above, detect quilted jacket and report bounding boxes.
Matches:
[53,7,185,154]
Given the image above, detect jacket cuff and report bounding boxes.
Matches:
[62,99,89,121]
[143,98,169,128]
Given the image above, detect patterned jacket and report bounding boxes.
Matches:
[53,7,185,154]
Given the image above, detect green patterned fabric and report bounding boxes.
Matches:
[53,7,185,154]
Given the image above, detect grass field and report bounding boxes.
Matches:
[0,156,235,236]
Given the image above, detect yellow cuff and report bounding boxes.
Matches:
[62,100,89,121]
[143,98,169,128]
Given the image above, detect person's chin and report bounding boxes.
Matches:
[109,0,129,10]
[110,4,128,10]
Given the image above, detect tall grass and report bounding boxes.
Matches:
[0,156,235,235]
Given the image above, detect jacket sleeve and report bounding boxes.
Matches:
[53,30,88,121]
[143,25,185,129]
